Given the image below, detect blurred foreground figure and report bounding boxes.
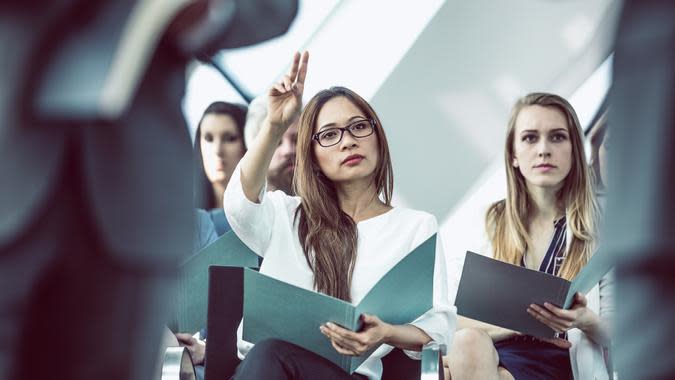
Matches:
[605,0,675,379]
[0,1,296,379]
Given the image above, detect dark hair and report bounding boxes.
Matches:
[194,101,248,209]
[294,86,393,301]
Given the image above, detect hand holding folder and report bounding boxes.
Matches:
[454,251,612,338]
[243,234,438,374]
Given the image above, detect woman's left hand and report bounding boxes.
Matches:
[527,292,598,334]
[320,314,391,356]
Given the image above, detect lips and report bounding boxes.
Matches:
[342,154,364,166]
[534,163,556,170]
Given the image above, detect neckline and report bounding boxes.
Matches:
[356,207,397,226]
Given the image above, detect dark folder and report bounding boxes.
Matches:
[243,234,437,374]
[170,230,259,333]
[454,251,612,338]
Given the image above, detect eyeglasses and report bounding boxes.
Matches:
[312,119,376,147]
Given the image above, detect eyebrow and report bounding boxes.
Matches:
[520,128,568,134]
[318,116,367,131]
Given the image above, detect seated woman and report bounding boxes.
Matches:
[194,101,248,235]
[224,52,454,380]
[170,102,248,374]
[446,93,612,380]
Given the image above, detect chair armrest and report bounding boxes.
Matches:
[161,346,196,380]
[420,345,446,380]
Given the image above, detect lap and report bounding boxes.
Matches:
[495,336,572,380]
[232,339,367,380]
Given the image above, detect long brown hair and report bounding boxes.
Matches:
[486,93,599,280]
[293,87,393,301]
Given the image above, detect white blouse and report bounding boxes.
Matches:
[223,164,456,380]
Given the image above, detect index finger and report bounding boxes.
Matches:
[325,322,359,340]
[542,303,574,319]
[175,333,194,341]
[295,51,309,85]
[287,52,301,83]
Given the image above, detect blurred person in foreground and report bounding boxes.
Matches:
[604,0,675,379]
[0,1,297,379]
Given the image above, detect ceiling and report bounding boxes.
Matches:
[370,0,621,222]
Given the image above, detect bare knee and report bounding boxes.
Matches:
[497,366,515,380]
[451,328,494,361]
[445,328,498,379]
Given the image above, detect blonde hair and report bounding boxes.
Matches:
[486,93,599,280]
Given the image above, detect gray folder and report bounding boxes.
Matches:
[170,230,259,333]
[455,251,612,338]
[243,234,437,374]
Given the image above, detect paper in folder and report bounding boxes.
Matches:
[171,230,259,333]
[454,251,612,338]
[243,234,437,374]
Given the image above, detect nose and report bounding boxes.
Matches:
[279,138,295,158]
[339,130,358,151]
[536,140,551,158]
[215,138,227,157]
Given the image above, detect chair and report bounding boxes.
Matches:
[203,266,245,379]
[161,347,197,380]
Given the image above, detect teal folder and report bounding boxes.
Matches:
[454,251,612,338]
[170,230,259,333]
[243,234,437,374]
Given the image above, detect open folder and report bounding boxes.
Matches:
[243,234,437,374]
[170,230,259,333]
[454,251,613,338]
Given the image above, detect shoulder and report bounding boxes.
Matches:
[392,207,438,227]
[389,207,439,246]
[263,189,302,213]
[486,199,505,217]
[194,208,216,230]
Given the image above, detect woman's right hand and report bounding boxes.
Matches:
[267,51,309,131]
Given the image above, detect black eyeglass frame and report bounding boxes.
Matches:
[311,118,377,147]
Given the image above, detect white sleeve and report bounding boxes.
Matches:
[405,216,457,360]
[598,270,614,325]
[222,163,298,257]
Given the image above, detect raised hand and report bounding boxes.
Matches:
[267,51,309,131]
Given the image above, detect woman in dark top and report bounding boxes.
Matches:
[194,101,247,234]
[446,93,612,380]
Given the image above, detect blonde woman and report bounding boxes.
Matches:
[447,93,612,380]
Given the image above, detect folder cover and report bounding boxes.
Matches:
[243,234,437,373]
[455,251,611,337]
[170,230,259,333]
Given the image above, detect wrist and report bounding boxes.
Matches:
[261,118,286,140]
[577,309,600,332]
[382,322,395,345]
